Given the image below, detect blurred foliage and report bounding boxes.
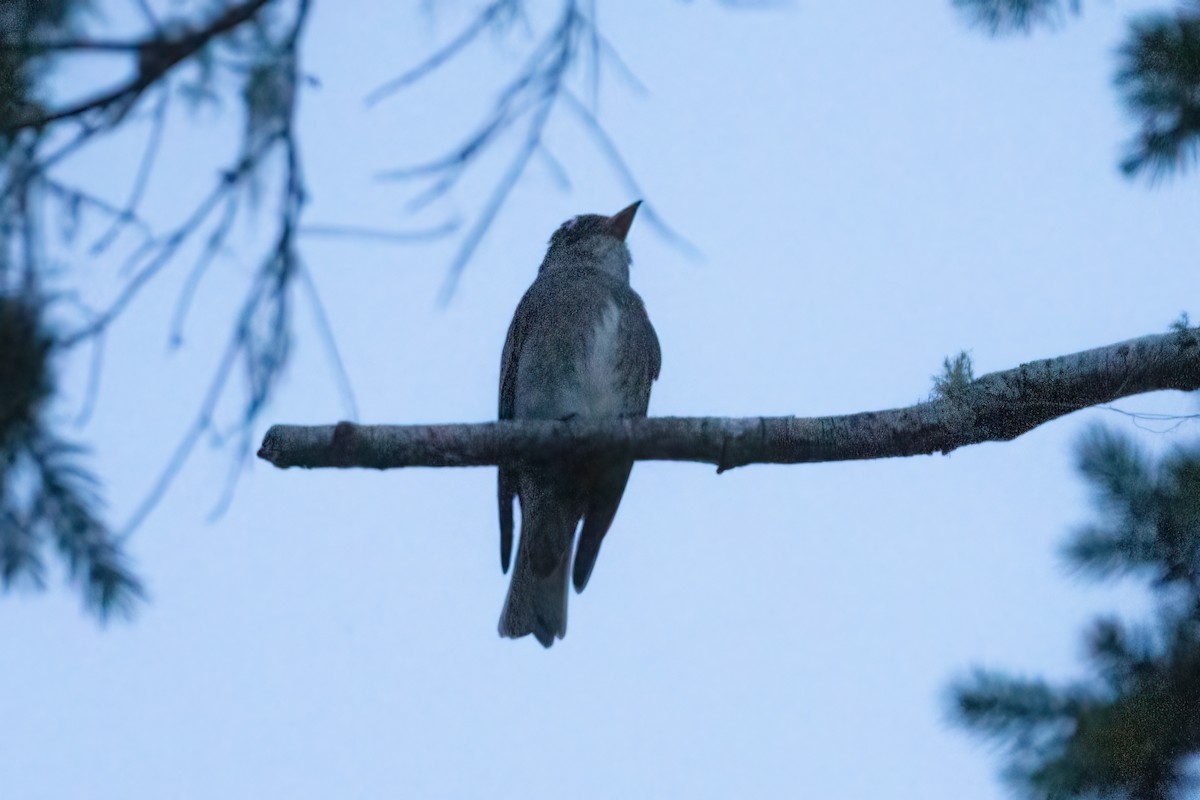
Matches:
[952,0,1200,180]
[0,0,86,149]
[951,0,1082,35]
[0,296,52,452]
[949,426,1200,799]
[0,0,309,618]
[0,295,143,617]
[1116,9,1200,178]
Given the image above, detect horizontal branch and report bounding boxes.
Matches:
[257,327,1200,472]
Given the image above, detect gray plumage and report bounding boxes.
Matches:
[497,202,660,647]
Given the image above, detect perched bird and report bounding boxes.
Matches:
[497,201,661,647]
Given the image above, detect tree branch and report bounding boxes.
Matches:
[257,327,1200,472]
[2,0,273,134]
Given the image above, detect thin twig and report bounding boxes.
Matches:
[534,142,572,191]
[18,144,40,294]
[60,136,280,349]
[582,0,601,109]
[132,0,160,28]
[373,1,582,301]
[181,0,314,527]
[297,261,359,421]
[169,194,241,347]
[376,1,579,197]
[560,90,699,258]
[73,330,106,427]
[90,88,169,256]
[0,39,143,54]
[364,0,515,107]
[2,0,273,135]
[298,221,459,243]
[41,179,155,246]
[439,94,557,304]
[119,297,246,539]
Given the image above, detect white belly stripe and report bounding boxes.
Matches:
[582,301,623,416]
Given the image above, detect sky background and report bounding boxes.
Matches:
[3,1,1200,798]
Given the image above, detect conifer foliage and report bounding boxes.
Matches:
[953,0,1200,177]
[950,426,1200,800]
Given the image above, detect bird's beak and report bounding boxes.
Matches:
[606,200,642,241]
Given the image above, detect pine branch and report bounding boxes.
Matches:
[257,326,1200,472]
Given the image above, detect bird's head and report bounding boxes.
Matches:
[540,200,641,281]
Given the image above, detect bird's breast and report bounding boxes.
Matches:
[577,300,624,416]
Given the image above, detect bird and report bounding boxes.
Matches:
[497,201,661,647]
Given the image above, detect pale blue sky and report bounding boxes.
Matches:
[3,2,1199,798]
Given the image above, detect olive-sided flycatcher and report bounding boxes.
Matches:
[497,201,660,647]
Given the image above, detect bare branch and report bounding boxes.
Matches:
[258,328,1200,472]
[296,263,358,421]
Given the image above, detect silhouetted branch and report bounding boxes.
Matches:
[365,0,518,107]
[124,0,315,532]
[0,38,142,54]
[2,0,273,134]
[90,88,169,255]
[133,0,160,28]
[169,193,242,347]
[259,327,1200,472]
[40,179,155,249]
[437,95,557,302]
[296,263,358,421]
[73,329,106,427]
[560,90,698,257]
[58,136,280,349]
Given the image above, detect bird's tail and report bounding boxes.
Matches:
[498,509,573,648]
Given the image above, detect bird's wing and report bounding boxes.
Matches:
[572,461,634,592]
[628,289,662,387]
[497,291,529,575]
[572,286,660,592]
